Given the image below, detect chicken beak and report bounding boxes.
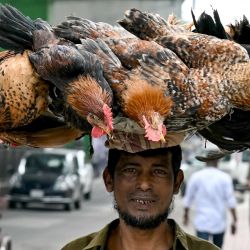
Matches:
[103,127,113,139]
[160,133,166,143]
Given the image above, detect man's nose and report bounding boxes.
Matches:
[136,172,152,190]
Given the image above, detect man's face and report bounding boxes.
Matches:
[103,152,183,229]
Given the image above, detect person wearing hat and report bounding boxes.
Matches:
[183,150,237,248]
[62,145,219,250]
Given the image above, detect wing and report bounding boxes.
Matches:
[0,114,85,147]
[54,16,135,43]
[118,8,249,70]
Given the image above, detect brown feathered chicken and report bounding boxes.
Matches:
[55,17,177,142]
[0,49,85,147]
[0,4,113,140]
[54,11,249,136]
[118,9,250,116]
[0,50,49,130]
[191,10,250,153]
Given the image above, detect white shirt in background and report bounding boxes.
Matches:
[184,167,236,233]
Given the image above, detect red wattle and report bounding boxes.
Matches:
[91,126,106,138]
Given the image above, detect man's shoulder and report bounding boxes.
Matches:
[61,232,98,250]
[61,220,118,250]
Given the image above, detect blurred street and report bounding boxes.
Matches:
[1,177,249,250]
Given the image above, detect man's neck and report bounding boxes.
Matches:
[108,219,174,250]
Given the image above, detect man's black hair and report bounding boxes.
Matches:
[107,146,182,179]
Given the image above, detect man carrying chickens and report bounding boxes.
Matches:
[62,143,219,250]
[0,3,246,249]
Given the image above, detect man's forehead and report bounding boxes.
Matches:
[118,152,172,165]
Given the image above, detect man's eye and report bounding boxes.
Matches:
[122,168,137,175]
[153,169,168,176]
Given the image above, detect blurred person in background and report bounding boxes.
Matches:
[183,151,237,248]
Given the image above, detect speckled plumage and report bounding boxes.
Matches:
[55,17,176,140]
[191,10,250,153]
[0,4,114,140]
[0,50,49,130]
[118,9,250,124]
[2,4,250,146]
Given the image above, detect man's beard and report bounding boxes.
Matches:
[114,198,174,230]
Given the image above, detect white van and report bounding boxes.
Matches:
[8,148,95,211]
[43,149,94,200]
[75,150,94,200]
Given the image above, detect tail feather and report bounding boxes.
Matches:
[1,4,34,29]
[192,9,228,39]
[118,8,186,40]
[54,16,134,42]
[54,17,99,42]
[0,33,28,51]
[231,15,250,44]
[0,4,52,51]
[0,4,36,50]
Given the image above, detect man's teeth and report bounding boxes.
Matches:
[135,199,153,204]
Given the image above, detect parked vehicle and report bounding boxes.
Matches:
[44,149,94,200]
[77,157,94,200]
[0,181,12,250]
[7,148,90,211]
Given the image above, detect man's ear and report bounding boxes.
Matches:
[103,167,114,192]
[173,169,184,194]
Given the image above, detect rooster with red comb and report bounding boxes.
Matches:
[54,19,175,143]
[0,4,114,140]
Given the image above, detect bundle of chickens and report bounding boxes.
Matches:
[0,4,250,155]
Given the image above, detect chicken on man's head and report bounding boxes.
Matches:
[67,75,114,138]
[87,103,114,138]
[122,79,173,142]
